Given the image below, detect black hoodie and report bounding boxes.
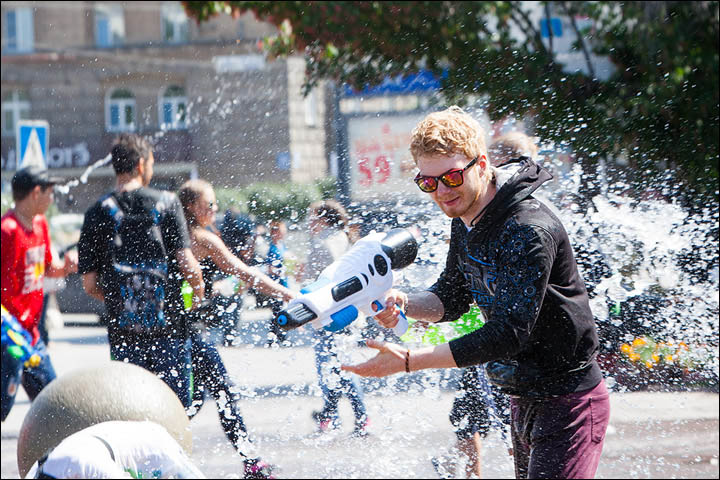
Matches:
[428,157,602,397]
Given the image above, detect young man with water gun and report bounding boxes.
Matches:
[432,132,543,479]
[1,166,78,422]
[343,107,610,479]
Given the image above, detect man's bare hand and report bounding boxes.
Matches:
[341,339,408,378]
[371,289,409,330]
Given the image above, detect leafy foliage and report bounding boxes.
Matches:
[314,176,339,200]
[215,181,326,221]
[245,182,321,221]
[1,193,12,216]
[183,1,719,200]
[214,187,249,214]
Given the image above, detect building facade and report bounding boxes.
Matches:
[1,1,328,212]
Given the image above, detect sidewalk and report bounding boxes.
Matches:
[1,318,718,479]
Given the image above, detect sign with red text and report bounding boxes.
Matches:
[347,114,426,202]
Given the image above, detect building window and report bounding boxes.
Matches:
[1,90,31,137]
[106,89,136,132]
[162,2,189,44]
[95,4,125,47]
[304,89,317,127]
[2,8,34,53]
[159,85,187,130]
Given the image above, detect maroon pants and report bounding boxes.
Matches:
[510,379,610,479]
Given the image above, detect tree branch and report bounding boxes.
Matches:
[545,2,554,56]
[508,1,548,56]
[561,1,596,79]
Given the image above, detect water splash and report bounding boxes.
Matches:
[54,153,112,195]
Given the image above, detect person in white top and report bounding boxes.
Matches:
[25,420,204,479]
[302,200,370,436]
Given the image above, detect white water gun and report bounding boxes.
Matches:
[275,228,418,336]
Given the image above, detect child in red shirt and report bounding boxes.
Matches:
[1,166,77,422]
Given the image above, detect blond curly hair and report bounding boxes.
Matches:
[409,106,487,164]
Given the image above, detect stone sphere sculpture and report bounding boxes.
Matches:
[17,361,191,477]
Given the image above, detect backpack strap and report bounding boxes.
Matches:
[100,193,124,226]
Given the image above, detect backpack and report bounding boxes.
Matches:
[100,192,169,333]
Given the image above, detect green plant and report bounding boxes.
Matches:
[214,187,248,214]
[1,192,12,216]
[314,177,339,200]
[245,182,321,222]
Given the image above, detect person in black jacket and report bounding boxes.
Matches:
[343,107,610,479]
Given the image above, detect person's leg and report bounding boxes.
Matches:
[456,432,483,478]
[1,344,24,421]
[109,332,151,370]
[19,339,57,401]
[490,382,513,442]
[148,337,193,409]
[191,335,275,477]
[342,373,367,424]
[312,332,332,405]
[446,367,493,478]
[510,399,531,479]
[192,335,253,456]
[527,380,610,479]
[312,331,341,429]
[38,294,50,345]
[331,338,368,433]
[188,332,208,419]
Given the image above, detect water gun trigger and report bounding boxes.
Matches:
[371,300,409,336]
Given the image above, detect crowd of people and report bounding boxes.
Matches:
[2,106,611,479]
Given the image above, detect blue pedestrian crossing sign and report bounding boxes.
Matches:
[16,120,49,170]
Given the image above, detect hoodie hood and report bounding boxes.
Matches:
[470,157,553,229]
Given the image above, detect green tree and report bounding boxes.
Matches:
[183,1,719,202]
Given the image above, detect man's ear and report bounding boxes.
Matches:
[478,154,488,170]
[136,158,146,177]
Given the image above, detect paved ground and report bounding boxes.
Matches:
[1,311,718,479]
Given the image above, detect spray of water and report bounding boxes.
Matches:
[54,153,112,195]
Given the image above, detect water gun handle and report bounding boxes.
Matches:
[371,300,408,336]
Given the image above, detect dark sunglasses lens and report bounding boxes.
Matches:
[415,176,437,192]
[441,170,464,188]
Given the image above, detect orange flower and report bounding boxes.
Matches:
[632,337,647,348]
[620,344,632,354]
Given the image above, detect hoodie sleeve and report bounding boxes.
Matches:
[449,219,557,367]
[426,220,475,322]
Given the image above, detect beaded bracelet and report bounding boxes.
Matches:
[405,350,411,373]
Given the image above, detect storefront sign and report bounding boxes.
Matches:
[2,142,91,170]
